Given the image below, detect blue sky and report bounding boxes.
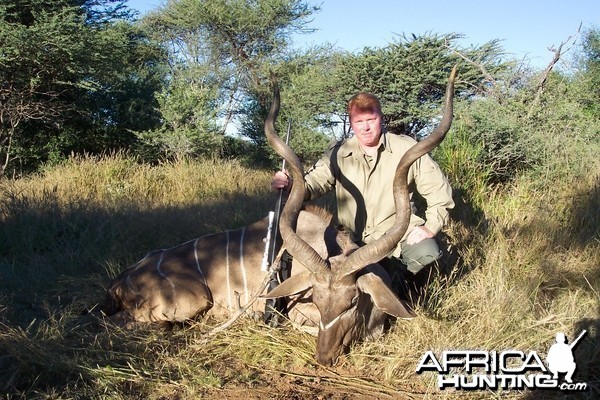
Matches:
[127,0,599,69]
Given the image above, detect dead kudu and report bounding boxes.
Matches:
[104,208,335,330]
[104,66,456,366]
[262,67,457,366]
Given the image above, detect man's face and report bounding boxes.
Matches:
[349,108,382,148]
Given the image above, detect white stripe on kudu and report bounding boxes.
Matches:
[239,227,249,304]
[225,230,232,309]
[193,238,207,286]
[156,251,175,293]
[319,313,343,331]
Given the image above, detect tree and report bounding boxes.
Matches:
[333,33,508,138]
[134,63,222,161]
[138,0,319,161]
[579,27,600,117]
[0,0,88,174]
[239,46,341,165]
[0,0,165,175]
[58,19,166,156]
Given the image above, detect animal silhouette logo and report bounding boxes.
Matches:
[546,330,587,383]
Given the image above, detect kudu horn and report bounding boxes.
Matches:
[264,72,329,275]
[340,65,458,277]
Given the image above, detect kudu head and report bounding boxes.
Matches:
[263,67,457,366]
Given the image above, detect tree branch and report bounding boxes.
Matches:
[443,38,495,88]
[528,23,582,118]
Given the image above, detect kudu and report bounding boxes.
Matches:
[104,67,455,367]
[104,209,334,328]
[262,66,457,366]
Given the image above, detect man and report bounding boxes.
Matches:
[272,92,454,285]
[546,331,585,383]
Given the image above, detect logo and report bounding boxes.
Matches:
[416,330,588,391]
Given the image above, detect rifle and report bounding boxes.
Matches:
[569,330,587,349]
[262,118,292,326]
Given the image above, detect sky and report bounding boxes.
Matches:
[126,0,599,69]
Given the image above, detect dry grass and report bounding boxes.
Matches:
[0,153,598,399]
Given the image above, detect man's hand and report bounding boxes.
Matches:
[406,226,434,245]
[271,169,290,191]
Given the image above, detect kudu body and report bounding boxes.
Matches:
[104,208,336,328]
[263,67,457,365]
[104,67,456,367]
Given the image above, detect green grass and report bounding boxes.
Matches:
[0,148,598,399]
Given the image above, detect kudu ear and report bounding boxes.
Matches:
[261,272,313,299]
[357,272,416,319]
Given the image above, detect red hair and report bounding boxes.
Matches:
[347,92,382,117]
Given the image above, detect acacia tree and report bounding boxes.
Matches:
[138,0,318,160]
[334,33,508,138]
[0,0,89,174]
[0,0,165,175]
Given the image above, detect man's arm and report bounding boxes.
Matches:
[303,146,338,201]
[411,153,455,236]
[271,147,337,202]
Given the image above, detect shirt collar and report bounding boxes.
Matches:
[340,132,391,159]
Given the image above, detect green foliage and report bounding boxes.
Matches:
[277,48,346,133]
[237,33,510,168]
[432,113,493,209]
[237,33,509,169]
[237,49,336,167]
[334,33,509,137]
[524,70,600,181]
[138,0,319,165]
[167,0,318,70]
[135,64,222,161]
[135,126,223,162]
[453,98,531,183]
[0,0,166,175]
[434,42,600,191]
[578,27,600,118]
[0,0,90,173]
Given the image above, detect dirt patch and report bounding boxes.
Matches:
[199,370,423,399]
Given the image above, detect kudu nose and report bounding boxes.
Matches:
[316,352,335,367]
[316,345,345,366]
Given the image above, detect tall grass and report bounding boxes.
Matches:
[1,137,598,399]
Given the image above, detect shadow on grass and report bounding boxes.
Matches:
[521,317,600,399]
[568,176,600,250]
[500,175,600,303]
[0,186,280,394]
[403,186,488,315]
[0,188,277,325]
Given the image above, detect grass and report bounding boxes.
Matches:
[0,149,598,399]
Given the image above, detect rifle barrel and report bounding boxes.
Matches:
[570,329,587,349]
[267,118,292,267]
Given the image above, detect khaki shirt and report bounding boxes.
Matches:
[303,132,454,258]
